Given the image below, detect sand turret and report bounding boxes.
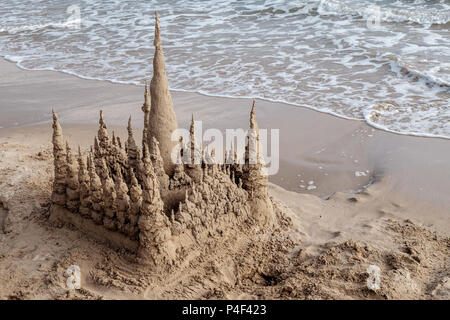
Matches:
[51,110,67,207]
[88,154,104,224]
[147,12,178,176]
[101,158,117,230]
[128,169,142,238]
[126,116,138,173]
[185,114,203,183]
[150,136,169,190]
[112,139,128,178]
[138,143,174,265]
[77,147,91,217]
[242,100,273,225]
[115,164,130,234]
[65,142,80,212]
[243,100,267,194]
[135,148,145,184]
[97,110,109,151]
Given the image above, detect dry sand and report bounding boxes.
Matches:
[0,59,449,299]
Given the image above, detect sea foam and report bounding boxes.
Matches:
[0,0,448,138]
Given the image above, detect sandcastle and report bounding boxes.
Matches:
[50,13,275,270]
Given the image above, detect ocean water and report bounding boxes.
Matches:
[0,0,449,138]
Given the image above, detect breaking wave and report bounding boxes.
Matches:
[385,54,450,90]
[318,0,450,26]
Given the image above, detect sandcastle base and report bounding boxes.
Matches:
[49,205,139,253]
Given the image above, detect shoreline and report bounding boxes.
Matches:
[2,57,449,141]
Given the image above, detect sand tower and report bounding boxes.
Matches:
[147,12,178,176]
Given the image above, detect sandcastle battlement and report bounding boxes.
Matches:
[50,13,275,270]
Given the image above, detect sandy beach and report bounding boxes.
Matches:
[0,55,449,300]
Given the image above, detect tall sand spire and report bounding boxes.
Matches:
[148,12,178,176]
[98,110,109,150]
[184,114,202,183]
[244,100,266,187]
[51,110,67,207]
[242,100,273,226]
[127,116,138,172]
[245,99,264,166]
